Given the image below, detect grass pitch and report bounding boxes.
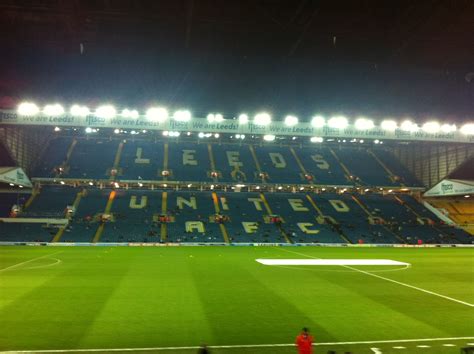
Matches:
[0,246,473,353]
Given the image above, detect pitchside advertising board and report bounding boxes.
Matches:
[1,110,473,143]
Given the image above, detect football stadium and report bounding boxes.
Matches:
[1,104,473,354]
[0,2,474,354]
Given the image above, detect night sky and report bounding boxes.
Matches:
[0,0,473,122]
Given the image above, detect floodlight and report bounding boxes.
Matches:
[214,133,220,138]
[460,123,474,135]
[163,131,169,136]
[422,121,440,134]
[354,118,374,130]
[43,104,65,116]
[381,120,397,131]
[121,109,139,119]
[328,116,348,129]
[311,116,325,128]
[198,132,205,138]
[400,120,418,132]
[173,110,191,122]
[207,113,223,123]
[85,127,93,133]
[18,102,39,116]
[254,113,271,125]
[440,124,456,133]
[70,105,90,117]
[95,105,116,119]
[310,137,323,143]
[146,107,168,122]
[114,128,120,134]
[284,115,298,126]
[239,114,249,124]
[263,134,275,141]
[54,127,61,132]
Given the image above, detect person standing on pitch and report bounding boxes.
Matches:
[296,327,314,354]
[198,344,210,354]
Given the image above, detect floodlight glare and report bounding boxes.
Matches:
[440,124,457,133]
[214,133,220,138]
[400,120,418,132]
[95,105,116,119]
[121,109,139,119]
[146,107,168,122]
[173,110,191,122]
[354,118,374,130]
[18,102,39,116]
[114,128,120,134]
[198,132,205,138]
[85,127,93,133]
[263,134,276,141]
[43,104,65,116]
[284,115,298,126]
[310,137,324,143]
[70,104,90,117]
[254,112,272,125]
[238,114,249,124]
[311,116,325,128]
[328,116,348,129]
[422,121,440,134]
[381,120,397,131]
[460,123,474,135]
[207,113,223,123]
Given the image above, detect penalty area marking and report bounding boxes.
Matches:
[0,337,473,353]
[280,248,474,308]
[256,259,410,266]
[0,251,63,273]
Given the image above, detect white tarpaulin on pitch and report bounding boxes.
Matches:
[0,167,32,187]
[256,259,410,266]
[424,179,474,197]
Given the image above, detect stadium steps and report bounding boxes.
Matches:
[211,192,230,243]
[351,194,406,243]
[305,194,351,243]
[160,191,168,241]
[395,197,474,243]
[207,144,219,183]
[395,196,465,242]
[23,187,40,209]
[328,148,353,183]
[56,138,77,178]
[259,192,291,243]
[109,141,124,181]
[92,190,116,243]
[163,143,169,181]
[289,147,313,184]
[368,150,404,186]
[249,145,266,182]
[52,189,84,242]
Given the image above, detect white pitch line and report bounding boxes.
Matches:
[0,251,63,273]
[1,337,473,353]
[281,248,474,308]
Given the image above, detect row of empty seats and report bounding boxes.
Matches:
[1,187,470,244]
[32,137,421,187]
